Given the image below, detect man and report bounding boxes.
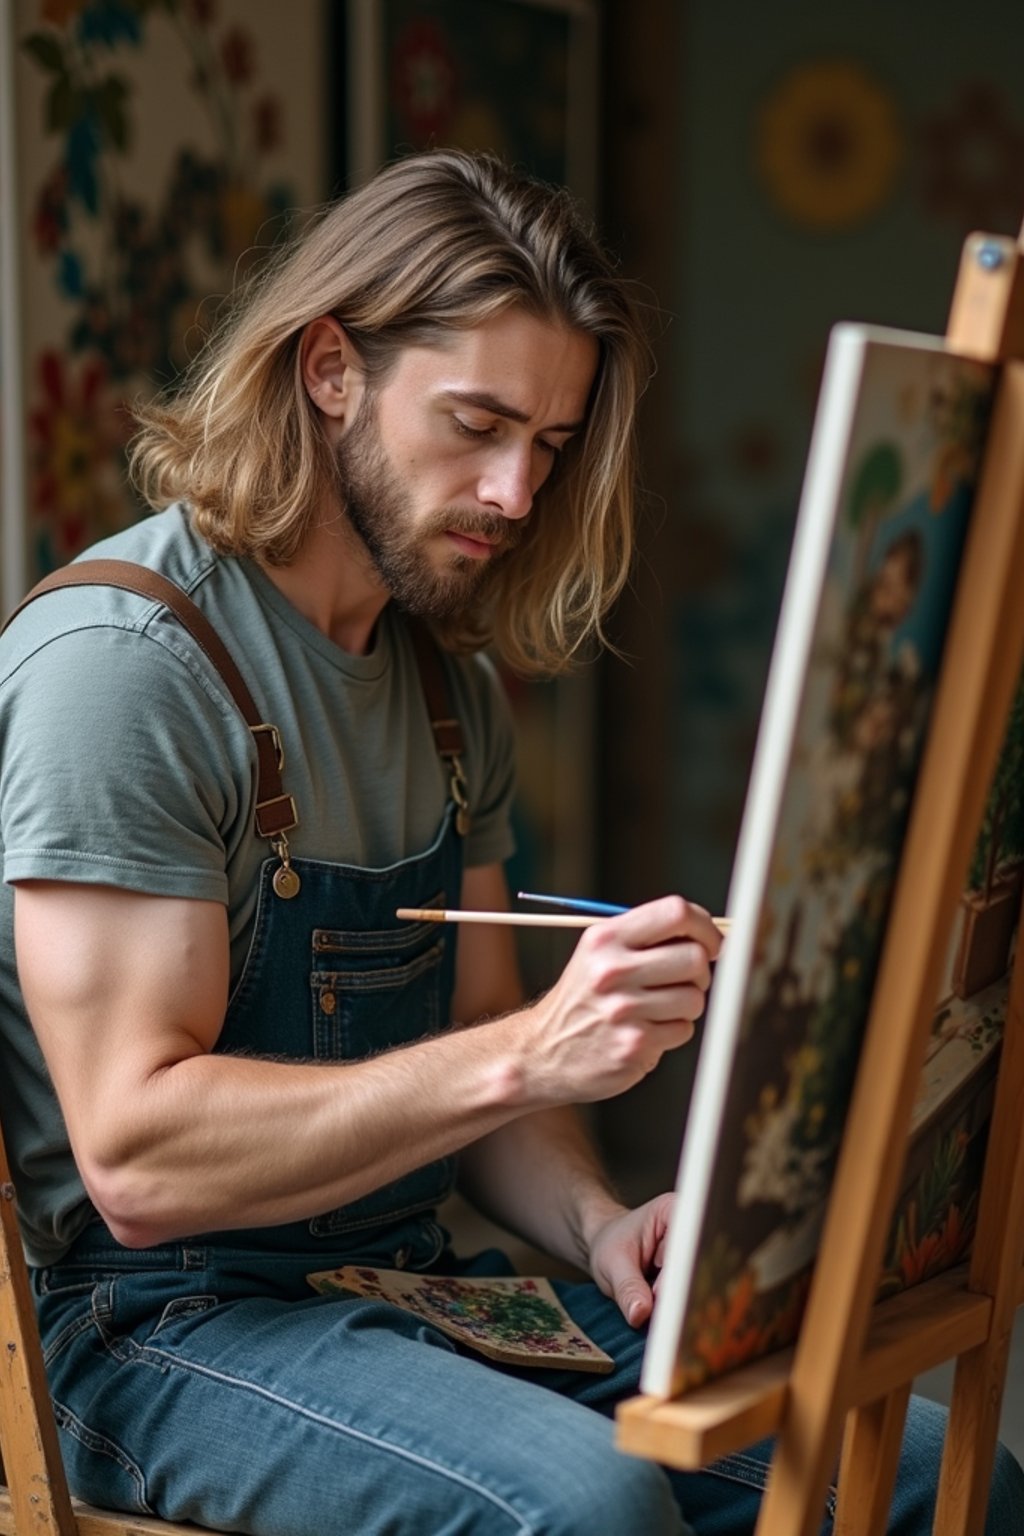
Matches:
[0,150,1020,1536]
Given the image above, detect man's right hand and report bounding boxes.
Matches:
[510,895,721,1105]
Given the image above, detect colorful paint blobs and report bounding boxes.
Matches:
[306,1266,614,1374]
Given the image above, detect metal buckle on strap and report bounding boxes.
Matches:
[255,793,299,837]
[431,715,463,756]
[250,721,285,771]
[446,753,471,837]
[255,800,301,900]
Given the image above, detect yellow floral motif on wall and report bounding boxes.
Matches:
[756,60,904,231]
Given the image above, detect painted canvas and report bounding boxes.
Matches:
[642,324,994,1398]
[879,675,1023,1297]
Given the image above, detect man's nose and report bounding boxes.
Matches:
[478,447,535,521]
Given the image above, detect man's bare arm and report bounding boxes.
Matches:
[14,872,715,1248]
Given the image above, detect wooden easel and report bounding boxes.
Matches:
[616,223,1024,1536]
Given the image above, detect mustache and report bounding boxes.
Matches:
[433,511,525,553]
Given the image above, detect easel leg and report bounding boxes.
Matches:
[933,1341,1013,1536]
[834,1386,912,1536]
[931,929,1024,1536]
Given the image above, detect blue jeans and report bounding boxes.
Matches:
[33,1215,1024,1535]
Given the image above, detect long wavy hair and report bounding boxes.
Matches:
[130,150,652,674]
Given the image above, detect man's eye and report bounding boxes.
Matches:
[453,418,494,441]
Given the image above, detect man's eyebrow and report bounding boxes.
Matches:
[441,389,585,434]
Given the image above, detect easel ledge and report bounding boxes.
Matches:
[617,223,1024,1536]
[618,1262,1024,1470]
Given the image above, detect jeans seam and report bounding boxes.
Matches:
[151,1295,218,1337]
[42,1310,96,1367]
[91,1279,134,1362]
[708,1452,772,1486]
[52,1397,154,1514]
[37,1272,99,1295]
[309,1178,455,1236]
[706,1452,837,1523]
[137,1343,535,1534]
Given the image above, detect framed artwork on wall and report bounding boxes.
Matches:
[345,0,598,207]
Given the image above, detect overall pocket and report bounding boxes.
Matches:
[307,909,457,1236]
[311,937,445,1061]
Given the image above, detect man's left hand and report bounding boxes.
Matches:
[588,1193,673,1328]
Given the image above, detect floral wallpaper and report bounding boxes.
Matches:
[7,0,326,584]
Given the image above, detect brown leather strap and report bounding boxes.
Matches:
[406,617,471,834]
[405,617,466,760]
[3,560,297,840]
[4,562,470,839]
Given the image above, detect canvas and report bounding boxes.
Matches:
[643,324,995,1399]
[878,673,1023,1298]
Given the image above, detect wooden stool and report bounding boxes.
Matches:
[0,1116,206,1536]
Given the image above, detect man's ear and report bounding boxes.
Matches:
[300,316,366,434]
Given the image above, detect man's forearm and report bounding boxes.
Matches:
[22,880,714,1251]
[79,1016,539,1248]
[457,1106,627,1274]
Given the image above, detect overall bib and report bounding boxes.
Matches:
[198,806,463,1261]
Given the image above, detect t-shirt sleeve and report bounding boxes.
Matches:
[456,654,518,870]
[1,626,250,901]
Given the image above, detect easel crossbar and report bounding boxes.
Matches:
[617,1265,997,1472]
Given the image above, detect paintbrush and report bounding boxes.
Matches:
[395,906,731,934]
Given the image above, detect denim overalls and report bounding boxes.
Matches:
[28,846,987,1536]
[24,586,1020,1535]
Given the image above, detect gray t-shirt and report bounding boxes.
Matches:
[0,504,516,1266]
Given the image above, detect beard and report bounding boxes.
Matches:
[334,398,520,622]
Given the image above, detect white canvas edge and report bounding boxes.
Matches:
[640,321,877,1398]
